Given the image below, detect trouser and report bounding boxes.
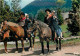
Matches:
[49,26,55,40]
[22,26,28,39]
[55,28,62,38]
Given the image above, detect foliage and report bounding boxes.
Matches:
[29,13,34,20]
[72,0,80,13]
[36,9,45,22]
[57,8,64,25]
[67,19,79,35]
[0,0,21,23]
[11,0,21,12]
[67,0,80,35]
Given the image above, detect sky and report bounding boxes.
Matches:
[5,0,34,8]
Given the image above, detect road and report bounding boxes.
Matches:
[0,45,80,56]
[0,36,80,56]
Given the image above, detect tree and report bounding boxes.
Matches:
[0,0,21,23]
[0,0,4,8]
[67,0,80,35]
[10,0,22,22]
[57,8,64,25]
[36,9,45,22]
[11,0,21,12]
[29,13,34,20]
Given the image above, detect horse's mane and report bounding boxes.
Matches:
[36,20,49,28]
[6,22,19,27]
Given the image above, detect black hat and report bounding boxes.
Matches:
[20,12,25,16]
[45,9,51,12]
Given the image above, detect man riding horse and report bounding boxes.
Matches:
[44,9,55,41]
[44,9,62,40]
[17,12,31,38]
[17,12,34,49]
[44,9,62,50]
[0,12,34,53]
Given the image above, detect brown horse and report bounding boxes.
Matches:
[0,21,34,53]
[28,20,62,54]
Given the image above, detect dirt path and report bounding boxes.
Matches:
[0,45,80,56]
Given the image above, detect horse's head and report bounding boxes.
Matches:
[1,21,8,32]
[0,21,10,41]
[27,19,38,34]
[1,24,9,34]
[32,19,40,28]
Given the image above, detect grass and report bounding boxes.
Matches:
[61,24,71,38]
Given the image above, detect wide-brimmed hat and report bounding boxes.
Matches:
[20,12,25,16]
[45,9,51,12]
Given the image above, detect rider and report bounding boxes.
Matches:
[18,12,26,27]
[25,13,31,29]
[25,13,34,38]
[44,9,55,41]
[17,12,27,39]
[51,10,63,39]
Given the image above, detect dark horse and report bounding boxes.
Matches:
[28,20,62,54]
[0,21,34,53]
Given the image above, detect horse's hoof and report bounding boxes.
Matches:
[47,52,50,55]
[53,51,57,54]
[59,48,61,51]
[56,47,58,51]
[22,51,26,54]
[40,53,44,55]
[50,53,53,55]
[29,48,32,51]
[15,51,18,53]
[56,49,58,51]
[32,48,34,51]
[5,51,8,54]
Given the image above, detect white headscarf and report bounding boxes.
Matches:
[25,13,28,17]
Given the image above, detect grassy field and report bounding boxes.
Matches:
[61,24,71,38]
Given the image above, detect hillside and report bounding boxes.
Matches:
[21,0,72,14]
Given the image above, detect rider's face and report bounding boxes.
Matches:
[26,15,29,18]
[52,12,55,16]
[46,11,50,15]
[20,15,24,18]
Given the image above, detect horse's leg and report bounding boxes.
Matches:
[21,38,25,53]
[55,38,58,51]
[4,41,8,53]
[15,40,18,53]
[41,41,44,54]
[47,41,49,53]
[28,37,32,51]
[32,37,35,49]
[59,38,61,50]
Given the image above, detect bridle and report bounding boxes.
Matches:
[1,25,9,34]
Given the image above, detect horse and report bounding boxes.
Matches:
[28,20,62,54]
[0,21,35,53]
